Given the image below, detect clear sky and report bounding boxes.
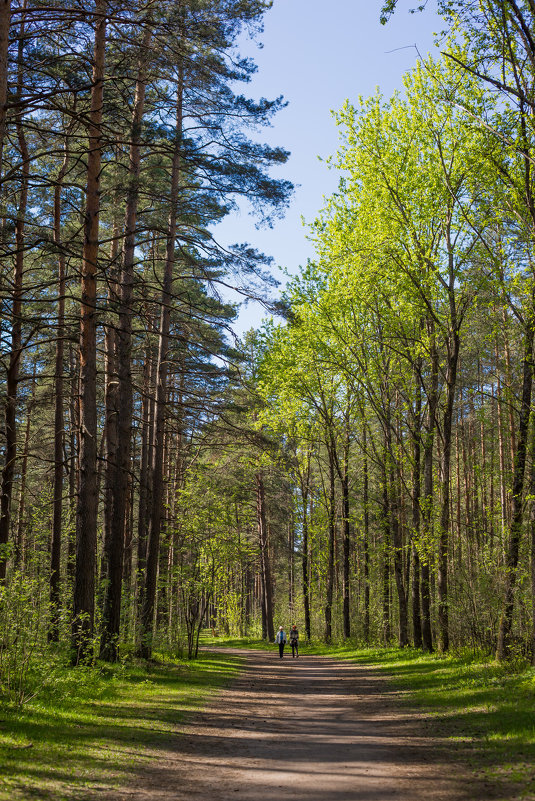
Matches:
[212,0,442,335]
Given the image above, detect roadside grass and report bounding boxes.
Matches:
[0,649,242,801]
[213,634,535,797]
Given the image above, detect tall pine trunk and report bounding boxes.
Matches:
[140,66,183,658]
[100,22,151,660]
[49,128,70,640]
[0,17,28,579]
[0,0,10,180]
[72,0,107,662]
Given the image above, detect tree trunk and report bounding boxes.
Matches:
[381,461,391,645]
[136,335,154,604]
[0,17,28,579]
[390,460,408,647]
[99,230,120,657]
[49,127,70,641]
[15,372,35,567]
[421,321,439,652]
[437,331,460,652]
[300,453,311,640]
[342,424,351,639]
[72,0,107,663]
[256,472,274,641]
[363,425,370,643]
[411,362,422,648]
[0,1,11,182]
[496,313,534,660]
[139,67,183,658]
[324,444,336,643]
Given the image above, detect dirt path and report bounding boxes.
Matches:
[109,648,498,800]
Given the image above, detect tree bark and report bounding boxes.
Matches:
[72,0,107,663]
[342,423,351,639]
[363,425,370,643]
[421,321,439,652]
[437,333,460,652]
[256,472,274,641]
[0,0,11,183]
[299,451,311,640]
[324,444,336,643]
[411,362,423,648]
[496,312,534,660]
[49,126,70,641]
[139,65,183,658]
[0,15,28,580]
[381,461,391,645]
[14,370,35,567]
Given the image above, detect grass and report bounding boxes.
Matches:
[213,634,535,798]
[4,632,534,799]
[0,648,242,801]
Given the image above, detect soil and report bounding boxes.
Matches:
[106,648,505,801]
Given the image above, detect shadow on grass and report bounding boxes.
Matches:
[0,651,242,801]
[338,645,535,796]
[210,636,535,797]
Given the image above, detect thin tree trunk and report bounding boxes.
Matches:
[411,361,422,648]
[342,422,351,639]
[363,425,370,643]
[381,461,391,645]
[0,15,28,579]
[0,0,11,181]
[497,313,534,660]
[67,346,78,582]
[495,341,508,540]
[300,453,311,640]
[15,371,35,567]
[256,472,274,641]
[421,321,439,652]
[99,227,121,658]
[49,126,70,640]
[324,444,336,643]
[136,337,154,601]
[139,61,183,658]
[437,331,460,652]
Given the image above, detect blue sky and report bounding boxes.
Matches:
[213,0,442,334]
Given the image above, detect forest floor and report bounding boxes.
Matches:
[0,650,242,801]
[98,646,522,801]
[1,643,533,800]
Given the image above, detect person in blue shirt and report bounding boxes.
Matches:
[275,626,286,658]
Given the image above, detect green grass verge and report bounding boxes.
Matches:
[0,650,242,801]
[212,634,535,797]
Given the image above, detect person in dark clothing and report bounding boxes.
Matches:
[289,624,299,658]
[275,626,286,658]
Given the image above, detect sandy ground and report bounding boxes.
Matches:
[108,648,501,801]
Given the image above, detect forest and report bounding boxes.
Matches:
[1,0,535,711]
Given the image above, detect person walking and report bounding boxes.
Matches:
[289,624,299,658]
[275,626,286,659]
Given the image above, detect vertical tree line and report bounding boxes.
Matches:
[0,0,291,668]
